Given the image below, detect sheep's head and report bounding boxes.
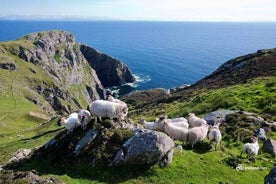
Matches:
[251,136,258,143]
[58,117,66,126]
[188,112,195,117]
[140,119,146,124]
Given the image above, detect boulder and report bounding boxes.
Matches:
[109,130,175,167]
[263,139,276,157]
[264,166,276,184]
[204,110,237,124]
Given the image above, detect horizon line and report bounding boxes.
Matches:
[1,18,276,23]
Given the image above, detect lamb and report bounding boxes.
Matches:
[87,99,128,123]
[169,117,189,129]
[58,112,80,132]
[188,113,207,128]
[78,109,91,129]
[208,117,222,150]
[140,119,157,130]
[163,121,188,142]
[240,136,259,159]
[184,123,209,148]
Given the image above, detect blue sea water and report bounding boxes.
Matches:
[1,21,276,93]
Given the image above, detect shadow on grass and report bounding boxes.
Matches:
[3,157,156,184]
[183,142,211,154]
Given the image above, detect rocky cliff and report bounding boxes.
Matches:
[0,30,135,115]
[80,44,135,87]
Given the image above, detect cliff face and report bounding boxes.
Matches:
[0,30,134,115]
[80,44,136,87]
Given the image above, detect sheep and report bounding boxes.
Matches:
[184,123,209,148]
[188,113,207,128]
[208,117,222,150]
[87,99,128,123]
[169,117,189,129]
[58,112,80,132]
[163,121,188,142]
[240,136,259,159]
[78,109,91,129]
[154,116,167,131]
[140,119,157,130]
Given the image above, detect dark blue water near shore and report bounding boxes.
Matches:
[1,20,276,93]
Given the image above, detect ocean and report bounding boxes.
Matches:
[1,21,276,94]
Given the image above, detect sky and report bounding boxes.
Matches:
[1,0,276,22]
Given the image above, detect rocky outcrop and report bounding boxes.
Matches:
[0,30,135,115]
[191,48,276,90]
[0,170,62,184]
[3,119,174,170]
[80,44,136,87]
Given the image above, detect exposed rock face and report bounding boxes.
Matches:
[109,130,175,167]
[263,139,276,157]
[0,30,135,115]
[80,44,136,87]
[264,166,276,184]
[0,170,62,184]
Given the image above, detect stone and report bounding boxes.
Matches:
[254,128,267,141]
[204,110,237,124]
[263,139,276,157]
[74,129,98,153]
[264,166,276,184]
[8,149,32,163]
[109,129,175,167]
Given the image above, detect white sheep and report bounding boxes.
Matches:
[169,117,189,129]
[188,113,207,128]
[140,119,157,130]
[240,136,259,159]
[78,109,91,129]
[154,116,167,131]
[208,117,222,150]
[87,99,128,123]
[184,123,209,148]
[58,112,80,132]
[163,121,188,142]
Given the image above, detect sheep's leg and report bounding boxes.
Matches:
[215,142,218,151]
[240,150,244,158]
[99,116,102,122]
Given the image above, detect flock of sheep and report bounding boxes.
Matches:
[58,96,259,160]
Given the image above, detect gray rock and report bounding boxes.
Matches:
[109,130,175,167]
[0,62,17,71]
[74,129,98,153]
[8,149,32,163]
[204,110,237,124]
[263,139,276,157]
[254,128,267,141]
[264,166,276,184]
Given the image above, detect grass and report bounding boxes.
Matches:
[128,76,276,122]
[1,75,275,183]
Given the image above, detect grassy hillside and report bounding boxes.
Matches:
[0,46,275,183]
[1,76,275,184]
